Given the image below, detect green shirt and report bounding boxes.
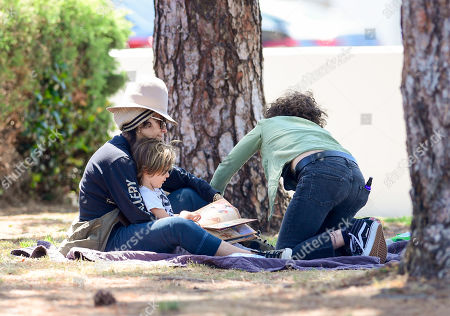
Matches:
[210,116,349,219]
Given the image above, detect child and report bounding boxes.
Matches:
[130,138,291,258]
[211,91,388,263]
[132,138,201,222]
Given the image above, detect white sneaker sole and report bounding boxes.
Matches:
[363,221,387,263]
[281,248,292,260]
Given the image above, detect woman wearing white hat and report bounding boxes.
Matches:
[104,77,218,215]
[58,77,223,256]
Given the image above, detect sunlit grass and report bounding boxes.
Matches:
[158,300,180,312]
[381,216,412,225]
[0,211,412,289]
[19,239,35,248]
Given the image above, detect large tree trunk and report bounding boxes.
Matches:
[153,0,288,230]
[401,0,449,279]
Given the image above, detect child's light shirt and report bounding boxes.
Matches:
[139,186,174,217]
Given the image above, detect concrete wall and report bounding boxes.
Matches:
[109,46,411,217]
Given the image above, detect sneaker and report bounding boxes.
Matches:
[253,248,292,259]
[348,217,388,263]
[227,253,264,258]
[240,237,275,251]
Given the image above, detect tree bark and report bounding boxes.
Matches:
[401,0,449,279]
[153,0,288,230]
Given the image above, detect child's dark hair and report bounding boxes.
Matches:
[132,138,176,184]
[264,91,328,127]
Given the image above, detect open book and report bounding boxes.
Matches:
[193,198,258,244]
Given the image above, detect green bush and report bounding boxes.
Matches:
[0,0,131,200]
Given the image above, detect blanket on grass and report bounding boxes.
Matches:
[11,241,407,273]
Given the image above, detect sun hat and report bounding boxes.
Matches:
[107,77,177,131]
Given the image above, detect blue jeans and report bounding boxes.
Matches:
[167,188,209,214]
[105,216,222,255]
[276,156,370,260]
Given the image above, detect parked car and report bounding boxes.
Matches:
[260,0,380,47]
[115,0,297,48]
[114,0,154,48]
[116,0,384,48]
[261,13,298,47]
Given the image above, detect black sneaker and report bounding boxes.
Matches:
[348,217,387,263]
[240,237,275,251]
[253,248,292,259]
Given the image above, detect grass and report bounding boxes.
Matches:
[261,234,278,247]
[158,301,180,312]
[19,239,35,248]
[0,210,421,315]
[43,234,59,244]
[381,216,412,225]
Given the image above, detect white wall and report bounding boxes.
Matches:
[263,46,410,217]
[109,46,412,217]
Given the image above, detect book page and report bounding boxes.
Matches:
[202,218,258,230]
[194,199,240,227]
[205,224,256,244]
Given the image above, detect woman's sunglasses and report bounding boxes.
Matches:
[142,116,167,130]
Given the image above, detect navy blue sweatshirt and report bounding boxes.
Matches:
[79,135,218,223]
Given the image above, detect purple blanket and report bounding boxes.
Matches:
[11,240,407,272]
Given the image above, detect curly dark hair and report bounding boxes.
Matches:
[264,91,328,127]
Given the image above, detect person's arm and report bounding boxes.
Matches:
[149,208,170,219]
[103,157,156,223]
[162,166,219,202]
[210,125,262,193]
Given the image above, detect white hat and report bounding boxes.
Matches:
[107,77,177,130]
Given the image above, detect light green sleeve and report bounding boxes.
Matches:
[210,125,262,193]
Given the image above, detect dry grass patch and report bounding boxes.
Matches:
[2,207,447,315]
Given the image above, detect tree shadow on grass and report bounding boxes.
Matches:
[0,203,77,216]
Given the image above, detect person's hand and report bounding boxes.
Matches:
[179,210,201,222]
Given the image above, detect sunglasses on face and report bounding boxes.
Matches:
[142,116,167,130]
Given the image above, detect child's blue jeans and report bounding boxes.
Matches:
[105,216,222,255]
[276,156,370,260]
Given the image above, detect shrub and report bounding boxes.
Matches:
[0,0,131,200]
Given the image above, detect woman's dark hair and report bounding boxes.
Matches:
[264,91,328,127]
[122,128,138,148]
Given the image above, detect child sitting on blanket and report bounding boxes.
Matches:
[133,138,200,222]
[129,138,291,259]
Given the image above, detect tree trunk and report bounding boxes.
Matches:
[401,0,449,279]
[153,0,288,231]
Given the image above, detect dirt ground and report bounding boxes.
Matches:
[0,204,448,316]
